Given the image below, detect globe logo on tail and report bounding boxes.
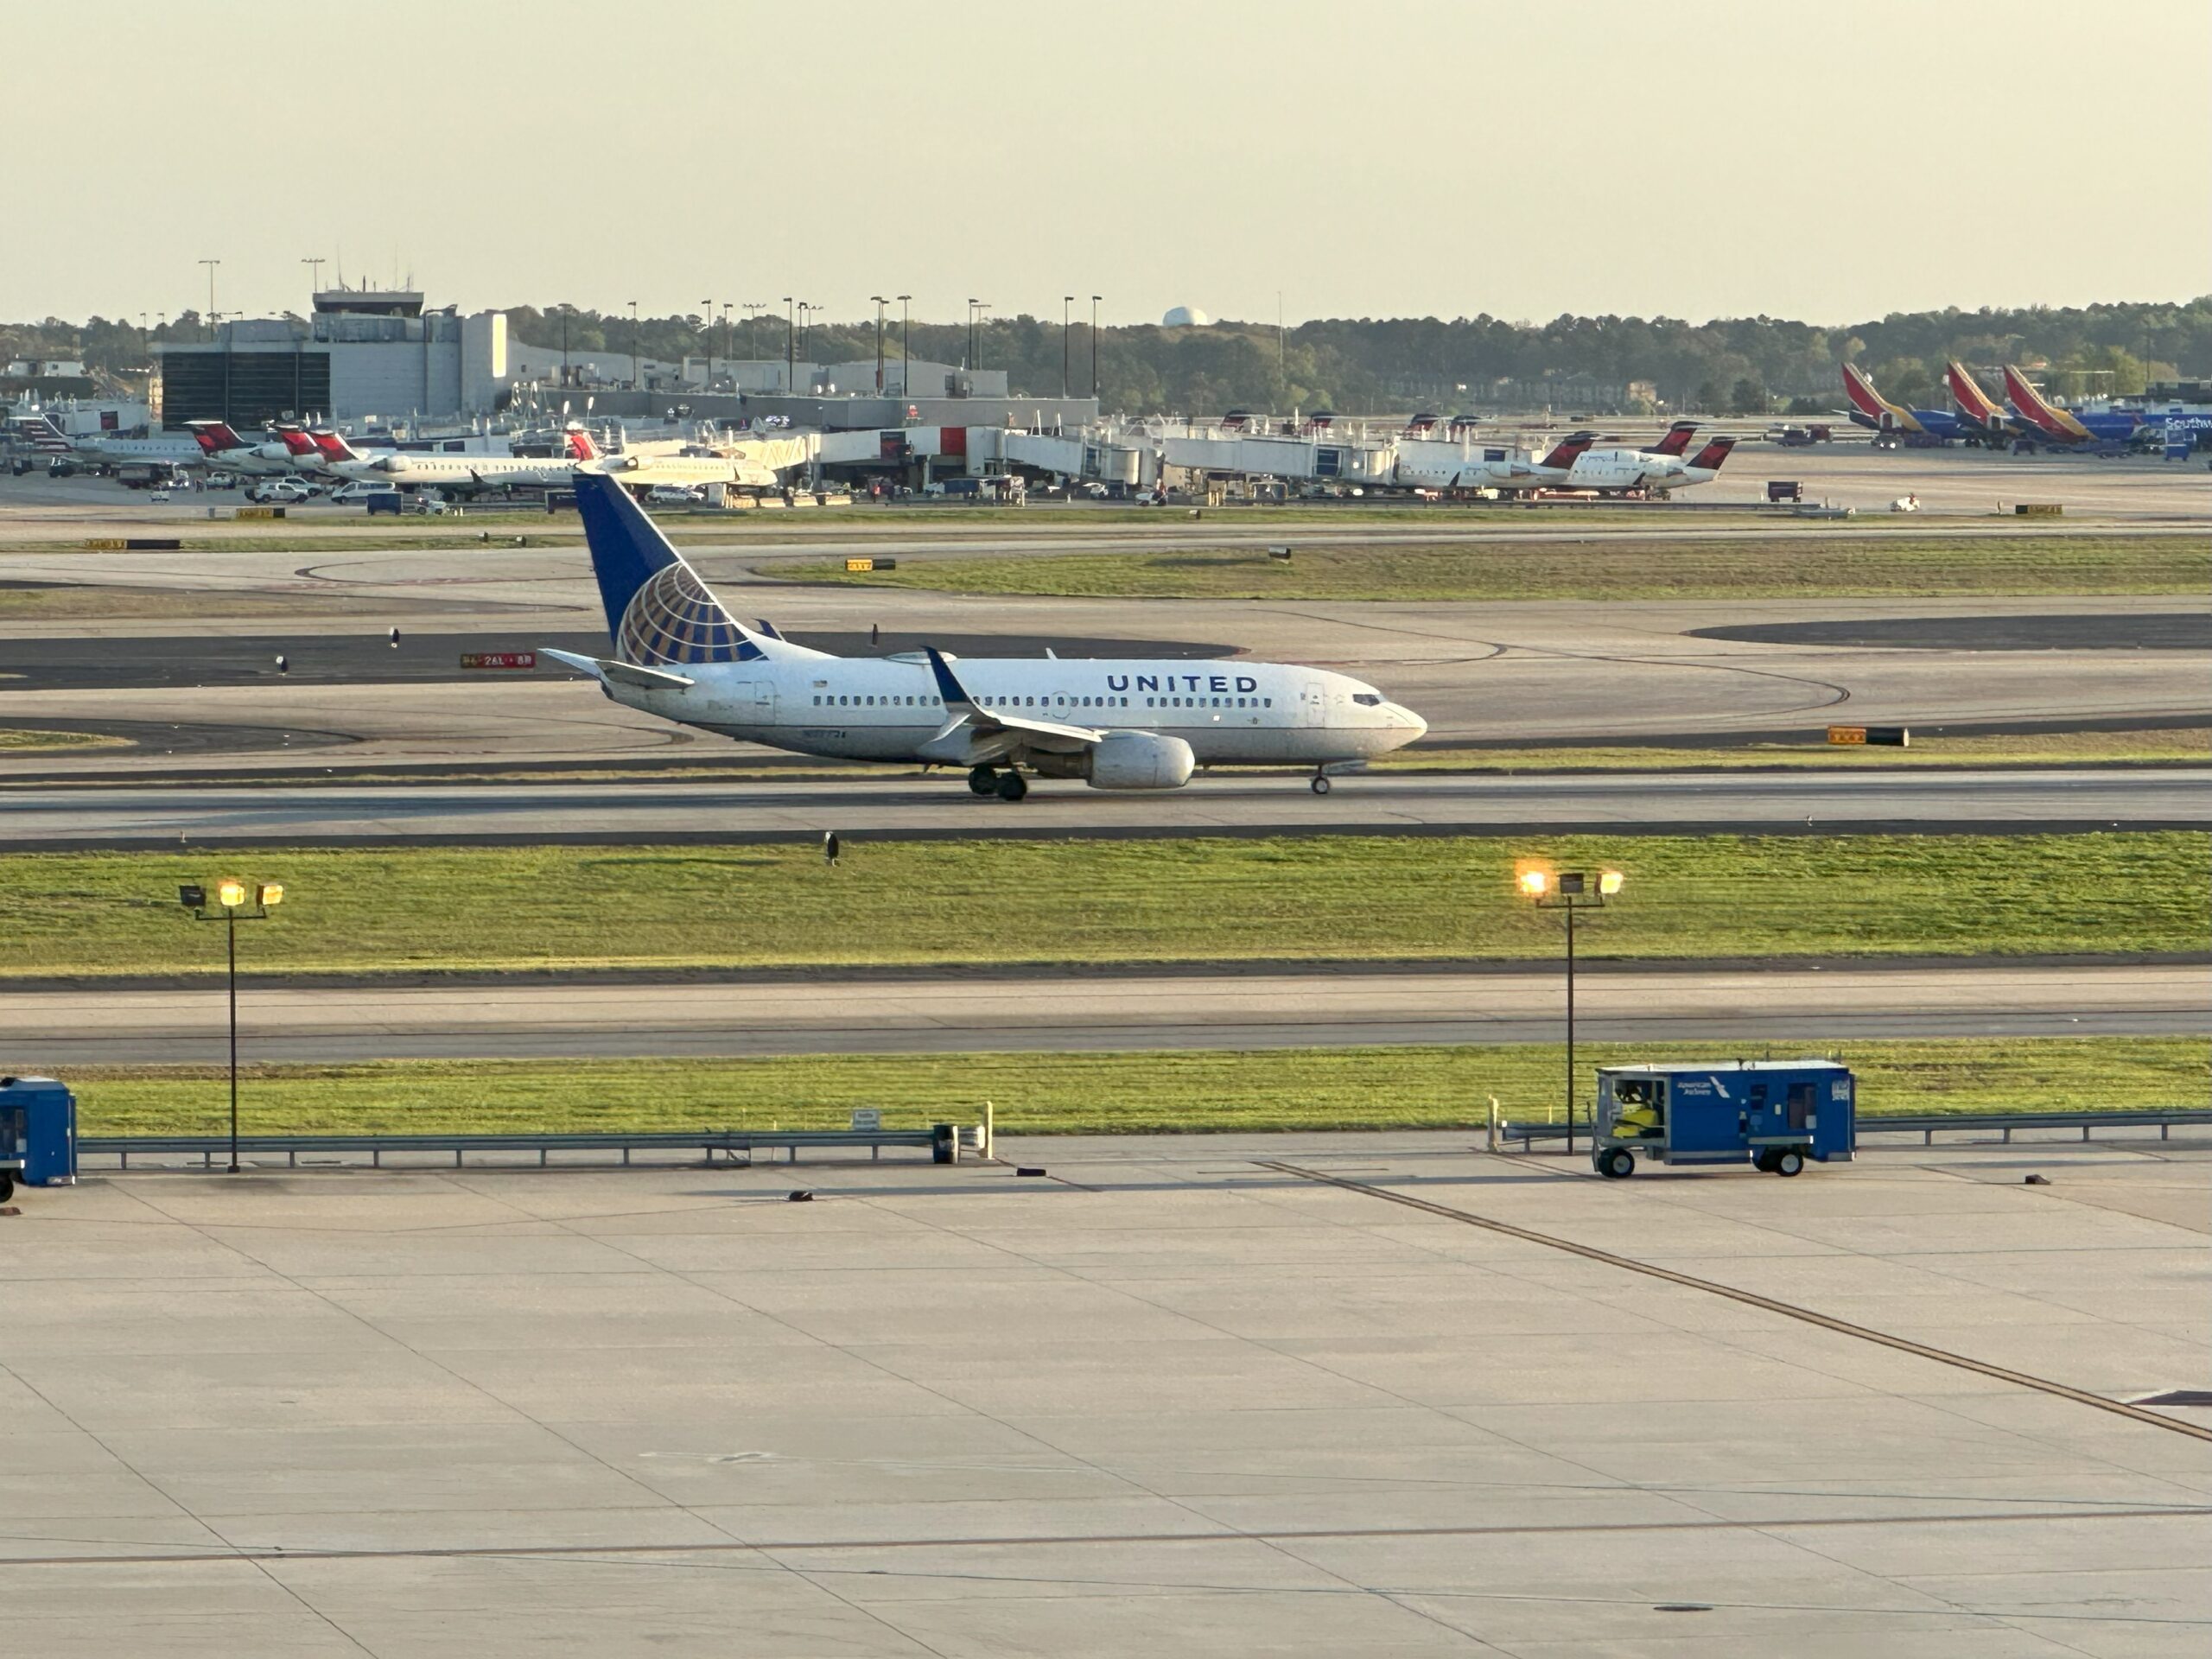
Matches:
[615,563,763,667]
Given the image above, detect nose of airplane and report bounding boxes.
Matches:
[1390,704,1427,744]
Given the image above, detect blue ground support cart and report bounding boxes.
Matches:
[0,1076,78,1199]
[1592,1060,1854,1179]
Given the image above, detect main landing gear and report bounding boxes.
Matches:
[1311,771,1332,795]
[968,765,1027,803]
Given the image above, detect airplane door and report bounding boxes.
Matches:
[1300,682,1328,727]
[734,681,775,725]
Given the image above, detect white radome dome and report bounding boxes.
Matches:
[1162,305,1211,327]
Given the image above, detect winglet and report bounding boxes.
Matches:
[923,646,975,712]
[753,618,785,640]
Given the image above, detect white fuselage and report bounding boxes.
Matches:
[348,452,580,493]
[1560,449,1694,492]
[73,435,205,467]
[583,454,779,490]
[590,655,1425,768]
[1392,445,1573,493]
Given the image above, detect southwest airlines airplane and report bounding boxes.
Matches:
[549,472,1427,799]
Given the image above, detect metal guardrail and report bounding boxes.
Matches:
[1498,1109,2212,1149]
[79,1126,982,1171]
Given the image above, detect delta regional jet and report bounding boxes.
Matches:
[546,472,1427,799]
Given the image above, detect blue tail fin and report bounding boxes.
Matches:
[573,471,760,667]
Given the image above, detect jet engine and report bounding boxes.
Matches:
[1080,731,1196,791]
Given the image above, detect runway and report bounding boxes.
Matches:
[7,766,2207,846]
[8,962,2196,1065]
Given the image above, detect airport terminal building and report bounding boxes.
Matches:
[153,289,508,431]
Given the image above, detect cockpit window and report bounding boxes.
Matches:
[1351,692,1383,706]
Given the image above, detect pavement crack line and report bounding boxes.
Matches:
[1255,1161,2212,1444]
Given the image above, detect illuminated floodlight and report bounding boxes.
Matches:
[1517,868,1550,898]
[1598,870,1624,896]
[257,883,285,909]
[216,878,248,909]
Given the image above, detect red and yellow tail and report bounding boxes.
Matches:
[1841,364,1921,434]
[2002,366,2091,442]
[1945,360,2006,428]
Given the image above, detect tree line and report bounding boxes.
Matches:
[10,296,2206,417]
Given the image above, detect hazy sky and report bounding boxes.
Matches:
[10,1,2205,331]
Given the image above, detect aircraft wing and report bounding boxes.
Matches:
[540,647,696,690]
[924,647,1099,752]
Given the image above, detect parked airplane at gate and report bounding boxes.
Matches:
[1560,429,1738,493]
[2001,365,2145,447]
[1943,360,2022,443]
[324,429,594,494]
[546,472,1427,799]
[1840,363,1985,442]
[1393,431,1596,493]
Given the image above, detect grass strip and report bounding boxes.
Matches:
[3,833,2201,982]
[0,728,125,752]
[57,1038,2204,1137]
[783,534,2205,600]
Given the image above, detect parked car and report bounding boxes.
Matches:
[327,481,397,506]
[202,471,238,489]
[645,484,705,505]
[247,478,312,504]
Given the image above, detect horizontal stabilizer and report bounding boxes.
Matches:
[540,647,696,690]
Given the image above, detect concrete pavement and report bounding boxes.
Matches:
[3,766,2202,848]
[1,1137,2206,1656]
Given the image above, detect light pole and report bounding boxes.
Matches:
[798,302,815,389]
[702,297,714,389]
[972,301,990,374]
[966,298,978,374]
[301,257,326,303]
[741,302,766,367]
[1062,295,1074,399]
[897,295,911,397]
[628,301,640,391]
[179,878,285,1173]
[870,296,888,393]
[199,258,220,339]
[1090,295,1103,400]
[783,296,795,391]
[556,303,572,387]
[1517,867,1623,1158]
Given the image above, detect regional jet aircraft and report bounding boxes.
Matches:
[546,471,1427,799]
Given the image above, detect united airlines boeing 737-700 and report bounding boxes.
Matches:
[548,472,1427,799]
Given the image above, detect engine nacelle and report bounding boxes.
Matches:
[1082,730,1196,791]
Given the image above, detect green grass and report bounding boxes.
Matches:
[2,833,2201,982]
[58,1038,2205,1137]
[781,533,2206,601]
[0,728,124,752]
